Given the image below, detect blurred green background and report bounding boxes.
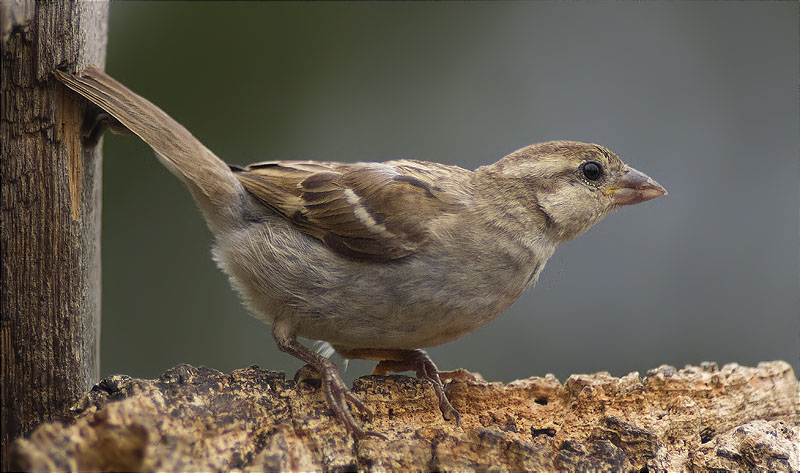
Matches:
[100,2,798,384]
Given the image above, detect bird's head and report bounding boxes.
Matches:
[483,141,667,243]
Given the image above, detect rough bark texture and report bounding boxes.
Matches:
[10,361,799,472]
[0,1,108,468]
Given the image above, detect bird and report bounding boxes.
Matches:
[55,67,666,438]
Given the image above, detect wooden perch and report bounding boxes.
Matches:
[10,361,799,472]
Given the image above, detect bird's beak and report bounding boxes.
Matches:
[605,166,667,206]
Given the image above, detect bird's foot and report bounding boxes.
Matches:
[350,348,461,425]
[273,329,385,439]
[317,363,385,439]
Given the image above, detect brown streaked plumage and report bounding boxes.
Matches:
[54,67,666,438]
[233,160,468,261]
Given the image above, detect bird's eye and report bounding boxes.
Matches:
[581,161,603,181]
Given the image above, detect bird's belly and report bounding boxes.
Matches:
[214,218,542,350]
[306,279,522,350]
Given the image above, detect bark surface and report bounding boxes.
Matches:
[1,1,107,467]
[10,361,799,472]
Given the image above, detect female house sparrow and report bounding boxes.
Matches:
[55,67,666,437]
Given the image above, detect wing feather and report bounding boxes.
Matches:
[232,160,468,261]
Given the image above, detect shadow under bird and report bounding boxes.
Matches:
[55,67,666,438]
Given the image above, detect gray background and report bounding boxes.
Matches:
[100,2,798,384]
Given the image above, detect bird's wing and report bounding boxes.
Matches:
[232,159,468,261]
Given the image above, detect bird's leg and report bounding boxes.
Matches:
[337,348,461,425]
[271,323,383,439]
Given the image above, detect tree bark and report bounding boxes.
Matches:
[0,1,108,468]
[9,361,799,472]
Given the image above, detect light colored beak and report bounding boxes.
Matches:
[605,166,667,206]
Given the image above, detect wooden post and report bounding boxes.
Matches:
[1,1,108,468]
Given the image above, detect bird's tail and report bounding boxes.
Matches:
[54,67,243,232]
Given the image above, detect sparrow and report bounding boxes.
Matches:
[55,67,666,438]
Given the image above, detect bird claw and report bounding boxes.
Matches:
[345,390,374,421]
[322,371,384,438]
[426,368,461,426]
[295,363,373,419]
[372,349,463,424]
[273,331,384,439]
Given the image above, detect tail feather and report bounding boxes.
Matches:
[54,67,243,231]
